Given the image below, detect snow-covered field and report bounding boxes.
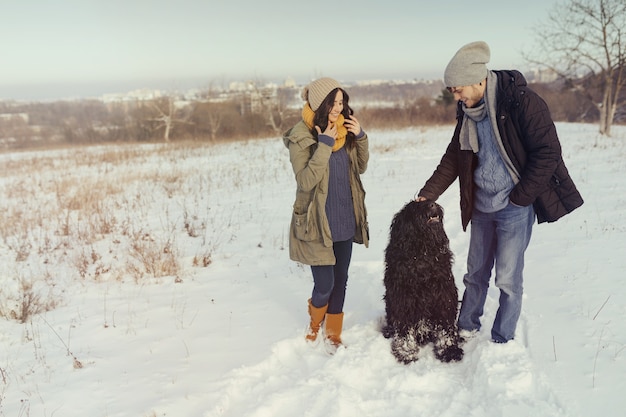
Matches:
[0,123,624,417]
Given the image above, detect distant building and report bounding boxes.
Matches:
[233,81,280,115]
[526,68,559,83]
[240,86,278,115]
[0,113,29,123]
[284,77,297,88]
[102,89,164,103]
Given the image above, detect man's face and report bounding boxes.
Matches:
[447,82,486,108]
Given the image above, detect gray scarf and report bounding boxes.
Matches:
[459,71,520,183]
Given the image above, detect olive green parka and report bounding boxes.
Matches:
[283,120,369,266]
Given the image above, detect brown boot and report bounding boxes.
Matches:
[324,312,344,350]
[305,299,328,342]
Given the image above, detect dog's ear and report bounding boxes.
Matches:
[407,201,424,224]
[411,201,428,223]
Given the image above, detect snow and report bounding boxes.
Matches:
[1,123,625,417]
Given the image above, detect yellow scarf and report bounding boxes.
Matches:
[301,103,347,152]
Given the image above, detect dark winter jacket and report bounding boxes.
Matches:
[419,70,583,230]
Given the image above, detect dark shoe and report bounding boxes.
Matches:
[459,328,478,343]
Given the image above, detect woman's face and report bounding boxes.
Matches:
[327,89,344,125]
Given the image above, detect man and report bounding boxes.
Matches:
[416,41,583,343]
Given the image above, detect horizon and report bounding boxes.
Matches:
[0,71,445,102]
[3,67,536,103]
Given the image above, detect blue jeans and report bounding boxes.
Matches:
[457,202,535,342]
[310,239,353,314]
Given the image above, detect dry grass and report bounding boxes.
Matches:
[0,140,228,321]
[0,272,59,323]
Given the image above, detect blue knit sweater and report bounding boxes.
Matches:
[474,116,515,213]
[318,131,364,242]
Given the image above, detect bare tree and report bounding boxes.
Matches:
[260,86,302,135]
[192,101,226,141]
[526,0,626,136]
[238,79,296,136]
[203,83,226,141]
[149,95,193,142]
[206,106,223,141]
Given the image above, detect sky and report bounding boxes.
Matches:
[0,0,556,100]
[1,122,625,416]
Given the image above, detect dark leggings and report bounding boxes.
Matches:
[310,239,353,314]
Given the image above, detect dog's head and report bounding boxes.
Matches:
[388,199,448,247]
[399,200,444,227]
[423,200,444,225]
[386,199,451,268]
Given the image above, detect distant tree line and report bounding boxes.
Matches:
[0,75,622,151]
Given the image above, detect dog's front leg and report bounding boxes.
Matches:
[433,327,464,363]
[390,328,420,364]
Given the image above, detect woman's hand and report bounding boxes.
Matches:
[315,123,337,139]
[344,115,362,136]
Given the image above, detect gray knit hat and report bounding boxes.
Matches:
[444,41,490,88]
[301,77,342,111]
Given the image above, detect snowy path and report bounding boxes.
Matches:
[206,306,569,417]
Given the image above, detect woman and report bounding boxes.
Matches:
[283,77,369,351]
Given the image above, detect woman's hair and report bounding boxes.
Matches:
[313,88,356,149]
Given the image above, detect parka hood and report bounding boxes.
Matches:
[283,120,315,150]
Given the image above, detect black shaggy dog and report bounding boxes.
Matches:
[382,200,463,364]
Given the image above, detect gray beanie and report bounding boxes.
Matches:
[301,77,342,111]
[444,41,490,88]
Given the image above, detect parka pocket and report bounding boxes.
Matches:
[292,206,318,242]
